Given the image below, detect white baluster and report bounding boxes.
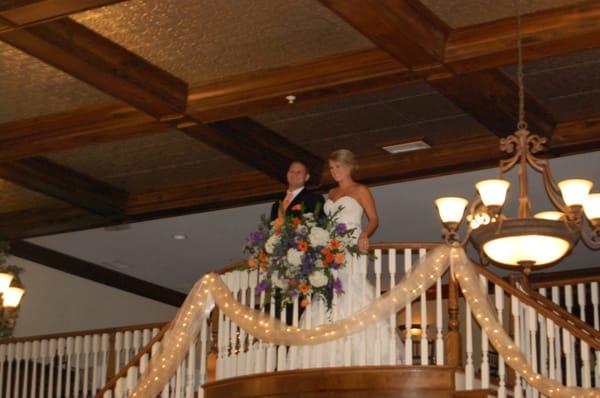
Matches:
[538,289,548,379]
[564,285,575,386]
[592,282,600,387]
[39,340,48,398]
[101,334,110,387]
[276,301,288,372]
[495,284,506,398]
[512,296,523,398]
[47,339,57,398]
[359,254,367,366]
[14,342,23,398]
[388,249,397,365]
[578,283,591,387]
[465,302,474,390]
[228,272,240,376]
[404,248,413,365]
[254,270,266,374]
[56,338,65,398]
[301,291,312,369]
[22,341,31,398]
[64,337,74,398]
[419,248,428,365]
[546,318,556,382]
[374,249,382,365]
[527,306,538,398]
[31,341,40,398]
[126,366,138,397]
[317,297,325,368]
[435,262,443,366]
[246,269,257,373]
[123,331,132,364]
[82,335,91,398]
[288,296,300,369]
[521,302,531,398]
[238,271,248,375]
[343,254,353,367]
[7,343,15,398]
[0,344,6,398]
[199,313,209,388]
[114,332,123,375]
[551,287,563,384]
[479,276,489,388]
[92,334,101,395]
[73,337,82,398]
[328,269,338,368]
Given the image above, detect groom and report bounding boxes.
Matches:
[269,160,324,222]
[270,160,324,325]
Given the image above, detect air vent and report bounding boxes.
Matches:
[382,140,430,154]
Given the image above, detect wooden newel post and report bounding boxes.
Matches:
[446,271,461,368]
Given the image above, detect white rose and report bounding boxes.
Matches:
[272,272,288,289]
[287,248,304,266]
[264,234,280,254]
[308,270,328,288]
[309,227,329,247]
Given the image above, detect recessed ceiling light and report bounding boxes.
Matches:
[172,234,187,240]
[382,140,431,154]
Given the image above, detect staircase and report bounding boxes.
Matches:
[1,242,598,398]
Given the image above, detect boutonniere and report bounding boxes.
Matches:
[291,204,302,211]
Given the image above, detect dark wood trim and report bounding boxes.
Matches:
[0,157,128,216]
[0,321,167,344]
[0,18,188,120]
[0,1,126,32]
[180,117,323,185]
[429,69,555,138]
[9,240,185,306]
[530,266,600,288]
[445,2,600,74]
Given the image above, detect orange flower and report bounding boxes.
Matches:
[289,279,299,287]
[334,252,345,264]
[259,263,269,271]
[297,241,308,251]
[259,251,268,262]
[300,298,310,308]
[274,228,281,236]
[329,239,340,249]
[299,284,310,294]
[291,204,302,211]
[292,217,302,226]
[321,247,332,256]
[247,257,257,268]
[324,253,334,265]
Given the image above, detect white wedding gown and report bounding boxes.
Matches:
[294,196,403,367]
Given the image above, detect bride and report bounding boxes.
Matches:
[295,149,401,367]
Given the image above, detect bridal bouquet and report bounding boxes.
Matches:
[244,206,360,307]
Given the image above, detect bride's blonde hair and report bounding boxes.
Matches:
[328,149,358,171]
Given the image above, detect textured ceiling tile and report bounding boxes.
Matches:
[74,0,372,85]
[0,42,115,124]
[420,0,585,28]
[45,130,250,193]
[0,180,65,213]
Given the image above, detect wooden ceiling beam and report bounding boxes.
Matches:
[0,18,187,120]
[445,2,600,74]
[429,69,555,138]
[0,0,126,32]
[0,157,128,216]
[179,117,324,185]
[0,113,598,240]
[319,0,556,139]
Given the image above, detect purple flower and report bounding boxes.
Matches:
[333,278,343,293]
[331,262,340,270]
[335,223,347,234]
[302,263,313,275]
[256,281,270,294]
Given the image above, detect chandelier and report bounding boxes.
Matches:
[433,1,600,273]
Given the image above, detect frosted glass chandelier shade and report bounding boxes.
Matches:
[435,197,468,224]
[475,179,510,207]
[558,179,593,207]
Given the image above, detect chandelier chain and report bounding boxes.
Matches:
[515,0,527,130]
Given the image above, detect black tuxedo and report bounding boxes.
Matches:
[269,188,325,222]
[269,188,324,324]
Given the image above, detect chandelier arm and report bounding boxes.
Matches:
[580,227,600,250]
[525,154,568,213]
[499,151,520,175]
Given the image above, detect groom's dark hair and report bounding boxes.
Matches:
[288,160,309,174]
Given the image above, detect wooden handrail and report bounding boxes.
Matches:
[369,242,441,250]
[473,262,600,351]
[95,320,172,398]
[0,321,167,345]
[529,266,600,288]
